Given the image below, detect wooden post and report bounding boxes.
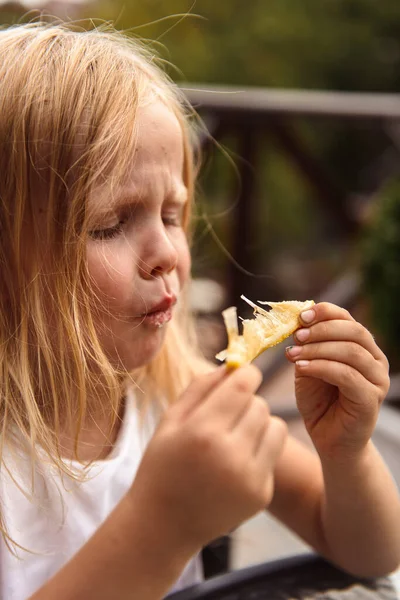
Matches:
[229,124,258,307]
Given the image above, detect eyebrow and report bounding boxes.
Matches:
[95,185,189,218]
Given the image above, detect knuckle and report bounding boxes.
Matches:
[192,367,224,390]
[233,365,262,394]
[380,375,390,398]
[349,321,361,338]
[352,321,369,343]
[269,418,289,457]
[342,308,353,320]
[363,326,375,343]
[254,395,270,419]
[311,340,324,357]
[318,301,336,315]
[347,341,364,361]
[190,427,215,455]
[260,477,275,508]
[318,321,330,340]
[317,301,330,311]
[234,376,253,396]
[343,363,358,386]
[247,364,263,386]
[380,353,390,373]
[257,405,270,426]
[273,416,289,439]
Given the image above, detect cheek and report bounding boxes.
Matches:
[86,244,133,308]
[176,235,191,286]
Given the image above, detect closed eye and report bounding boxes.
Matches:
[163,209,184,227]
[89,220,126,241]
[163,216,181,227]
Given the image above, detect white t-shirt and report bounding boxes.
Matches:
[0,391,203,599]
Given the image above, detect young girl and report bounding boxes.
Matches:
[0,21,398,600]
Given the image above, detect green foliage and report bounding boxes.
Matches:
[2,0,399,308]
[82,0,400,289]
[88,0,400,92]
[361,181,400,357]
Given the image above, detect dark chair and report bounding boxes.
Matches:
[168,553,397,599]
[201,536,231,580]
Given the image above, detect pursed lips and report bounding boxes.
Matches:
[136,294,177,318]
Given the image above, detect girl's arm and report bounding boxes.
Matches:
[268,434,400,578]
[31,366,287,600]
[269,301,400,578]
[30,492,197,600]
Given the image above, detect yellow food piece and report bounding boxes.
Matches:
[216,295,315,369]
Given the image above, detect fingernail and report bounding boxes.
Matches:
[296,360,310,367]
[286,345,302,357]
[295,328,310,342]
[301,309,315,324]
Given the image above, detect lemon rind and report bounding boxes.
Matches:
[216,297,315,368]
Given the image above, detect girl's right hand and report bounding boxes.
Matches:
[128,366,287,554]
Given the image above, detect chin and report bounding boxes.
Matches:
[110,327,168,371]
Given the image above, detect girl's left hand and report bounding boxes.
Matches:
[285,302,390,460]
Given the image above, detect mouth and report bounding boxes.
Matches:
[146,295,177,315]
[142,307,173,328]
[137,295,177,328]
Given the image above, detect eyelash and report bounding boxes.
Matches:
[163,215,182,227]
[89,214,182,241]
[89,221,126,241]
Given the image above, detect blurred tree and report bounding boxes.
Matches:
[78,0,400,312]
[2,0,399,321]
[85,0,400,197]
[0,1,26,22]
[361,181,400,367]
[90,0,400,92]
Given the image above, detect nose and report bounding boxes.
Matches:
[138,228,178,280]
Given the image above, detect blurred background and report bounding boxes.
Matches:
[1,0,400,573]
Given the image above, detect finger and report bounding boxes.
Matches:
[295,359,387,405]
[293,319,387,364]
[256,416,288,468]
[231,395,270,455]
[300,302,355,327]
[174,367,228,419]
[196,364,263,428]
[286,340,384,386]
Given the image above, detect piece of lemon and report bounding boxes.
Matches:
[215,295,315,369]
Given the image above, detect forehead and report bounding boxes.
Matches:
[135,99,184,168]
[90,99,187,214]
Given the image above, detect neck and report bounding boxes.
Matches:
[59,400,125,461]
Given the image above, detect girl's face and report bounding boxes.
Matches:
[86,100,191,370]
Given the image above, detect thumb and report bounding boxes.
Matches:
[172,366,228,419]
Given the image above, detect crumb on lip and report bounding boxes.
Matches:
[142,307,173,327]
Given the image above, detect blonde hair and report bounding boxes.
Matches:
[0,20,208,542]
